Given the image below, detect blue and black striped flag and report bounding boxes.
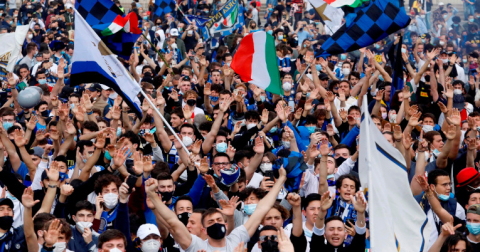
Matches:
[315,0,410,58]
[75,0,140,60]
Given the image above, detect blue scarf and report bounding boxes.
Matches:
[0,230,12,252]
[99,205,118,234]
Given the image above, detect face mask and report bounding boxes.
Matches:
[327,174,335,180]
[269,126,277,133]
[453,89,462,95]
[59,172,68,182]
[340,54,347,60]
[41,110,50,118]
[186,99,196,106]
[247,123,256,130]
[260,95,266,102]
[216,142,227,153]
[2,122,13,131]
[207,223,226,240]
[109,249,123,252]
[442,58,448,64]
[161,191,174,202]
[103,193,119,209]
[178,28,183,32]
[304,228,312,238]
[260,163,273,173]
[277,35,283,40]
[394,36,398,41]
[470,18,475,22]
[53,242,66,252]
[187,30,193,36]
[116,127,122,137]
[6,192,16,201]
[27,34,33,39]
[282,82,292,91]
[0,216,13,230]
[261,240,279,252]
[335,156,347,167]
[306,126,315,134]
[432,148,440,157]
[331,60,337,65]
[183,136,193,147]
[76,221,93,233]
[342,68,350,76]
[244,203,257,215]
[467,222,480,235]
[421,38,426,43]
[142,239,161,252]
[464,58,468,63]
[210,96,219,102]
[267,30,273,35]
[422,125,434,133]
[381,112,388,119]
[439,40,445,46]
[434,187,450,201]
[171,43,177,49]
[177,212,191,226]
[454,23,459,26]
[38,79,47,84]
[282,141,290,149]
[443,14,448,19]
[374,44,380,49]
[401,48,407,53]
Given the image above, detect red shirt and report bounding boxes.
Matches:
[292,0,303,13]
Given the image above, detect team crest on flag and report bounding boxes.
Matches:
[202,0,244,40]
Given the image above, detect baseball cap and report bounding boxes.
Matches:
[170,28,179,36]
[456,167,480,187]
[137,224,161,240]
[88,83,102,92]
[468,204,480,215]
[0,198,14,209]
[319,72,329,80]
[30,146,44,158]
[439,2,444,5]
[65,2,73,9]
[99,84,111,90]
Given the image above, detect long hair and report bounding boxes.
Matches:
[440,232,473,252]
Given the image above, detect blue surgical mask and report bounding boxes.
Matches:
[327,174,335,180]
[340,54,346,60]
[401,48,407,53]
[315,64,322,71]
[59,172,68,182]
[104,150,112,161]
[374,44,380,49]
[143,16,148,20]
[260,95,266,102]
[269,126,277,133]
[117,127,122,137]
[306,126,315,134]
[379,75,384,81]
[216,142,227,153]
[470,18,475,22]
[421,38,426,43]
[267,30,273,35]
[210,96,219,102]
[304,228,312,238]
[277,35,283,40]
[38,79,47,84]
[432,148,440,156]
[2,122,13,131]
[467,222,480,235]
[243,204,257,215]
[434,187,449,201]
[70,103,75,110]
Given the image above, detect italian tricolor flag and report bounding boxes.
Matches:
[231,32,282,95]
[222,5,238,27]
[101,12,141,36]
[325,0,368,8]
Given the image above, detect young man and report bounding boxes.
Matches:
[466,204,480,251]
[144,167,287,251]
[69,201,99,251]
[0,198,26,252]
[97,229,128,252]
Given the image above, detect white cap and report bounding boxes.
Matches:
[65,3,73,9]
[100,84,110,90]
[170,28,179,36]
[439,2,444,5]
[137,224,161,240]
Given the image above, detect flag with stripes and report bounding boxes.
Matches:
[202,0,244,40]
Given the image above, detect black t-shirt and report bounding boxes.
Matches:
[183,35,197,52]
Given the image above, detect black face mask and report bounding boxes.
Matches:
[40,110,49,118]
[206,223,226,240]
[0,216,14,230]
[335,156,347,167]
[161,191,174,202]
[177,212,191,226]
[186,99,196,106]
[261,240,279,252]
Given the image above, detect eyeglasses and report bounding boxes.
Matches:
[213,162,230,167]
[259,235,278,242]
[437,182,452,188]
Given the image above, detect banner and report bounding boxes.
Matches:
[0,24,29,74]
[201,0,244,40]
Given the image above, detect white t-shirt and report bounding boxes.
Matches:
[185,225,250,252]
[425,203,465,251]
[247,172,263,188]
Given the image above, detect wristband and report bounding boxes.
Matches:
[42,242,55,251]
[87,110,93,115]
[48,184,57,188]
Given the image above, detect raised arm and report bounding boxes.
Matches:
[202,97,233,154]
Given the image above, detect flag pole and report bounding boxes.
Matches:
[141,33,174,76]
[296,62,312,85]
[138,88,191,154]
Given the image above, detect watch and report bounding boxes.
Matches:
[48,184,57,188]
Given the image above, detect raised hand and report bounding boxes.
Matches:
[95,132,106,149]
[226,143,235,161]
[383,122,392,132]
[60,184,74,196]
[304,99,314,111]
[26,115,38,131]
[219,97,233,112]
[22,187,40,208]
[318,139,330,156]
[446,109,461,126]
[261,109,269,124]
[112,147,129,169]
[44,219,63,247]
[143,155,153,173]
[445,124,456,140]
[415,175,430,192]
[326,91,335,101]
[437,101,448,114]
[393,125,403,141]
[375,89,384,102]
[197,156,210,174]
[14,129,27,147]
[408,111,422,127]
[253,136,265,154]
[351,191,367,213]
[277,228,295,252]
[145,178,158,194]
[320,191,333,211]
[46,161,60,183]
[204,83,211,96]
[286,192,301,207]
[191,139,202,155]
[338,89,346,102]
[218,196,240,217]
[132,151,144,175]
[294,108,303,120]
[339,109,347,121]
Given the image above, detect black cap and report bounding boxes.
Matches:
[0,198,14,209]
[59,86,75,99]
[440,50,447,55]
[88,83,102,92]
[319,72,329,80]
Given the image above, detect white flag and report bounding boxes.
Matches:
[0,24,29,72]
[305,0,344,34]
[359,94,430,251]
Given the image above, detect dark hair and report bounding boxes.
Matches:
[334,144,350,152]
[152,161,170,179]
[241,187,266,201]
[335,174,360,192]
[174,195,193,211]
[259,225,277,234]
[82,121,99,133]
[325,216,344,228]
[427,169,450,185]
[302,193,321,210]
[201,208,225,226]
[98,229,127,249]
[422,113,437,124]
[34,101,48,111]
[245,110,260,121]
[120,130,141,149]
[74,200,94,215]
[171,108,184,119]
[440,232,473,252]
[199,121,213,132]
[33,213,55,235]
[94,174,123,194]
[53,155,67,166]
[156,172,174,183]
[213,152,231,163]
[179,123,195,134]
[77,140,94,154]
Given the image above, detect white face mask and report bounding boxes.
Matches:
[260,163,273,173]
[282,82,292,91]
[342,68,350,76]
[141,239,161,252]
[103,193,119,209]
[187,30,193,35]
[28,34,33,39]
[422,124,434,133]
[246,123,256,130]
[76,221,93,233]
[381,112,388,119]
[453,89,462,95]
[466,103,474,114]
[109,249,123,252]
[53,242,66,252]
[171,43,177,49]
[182,136,193,147]
[439,40,445,45]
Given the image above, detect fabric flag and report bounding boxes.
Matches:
[231,31,282,95]
[0,24,29,72]
[305,0,344,34]
[184,15,209,27]
[76,0,141,60]
[359,93,430,251]
[201,0,244,41]
[154,0,176,19]
[315,0,410,58]
[325,0,368,8]
[388,35,404,102]
[97,12,142,36]
[71,11,142,118]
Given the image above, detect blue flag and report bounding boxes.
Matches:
[315,0,410,58]
[201,0,244,41]
[75,0,140,60]
[184,15,209,27]
[154,0,176,19]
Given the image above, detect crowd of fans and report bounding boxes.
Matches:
[3,0,480,251]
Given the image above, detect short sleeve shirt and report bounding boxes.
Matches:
[185,225,250,252]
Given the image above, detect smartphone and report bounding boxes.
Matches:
[346,218,356,227]
[126,175,137,193]
[315,128,322,133]
[264,171,275,182]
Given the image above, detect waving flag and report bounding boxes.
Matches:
[315,0,410,58]
[305,0,344,34]
[154,0,176,19]
[76,0,141,59]
[71,11,142,118]
[325,0,368,8]
[359,94,430,251]
[201,0,244,40]
[184,15,209,27]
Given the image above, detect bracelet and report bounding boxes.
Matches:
[418,150,425,153]
[86,110,93,115]
[48,184,57,188]
[42,242,55,251]
[395,139,401,142]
